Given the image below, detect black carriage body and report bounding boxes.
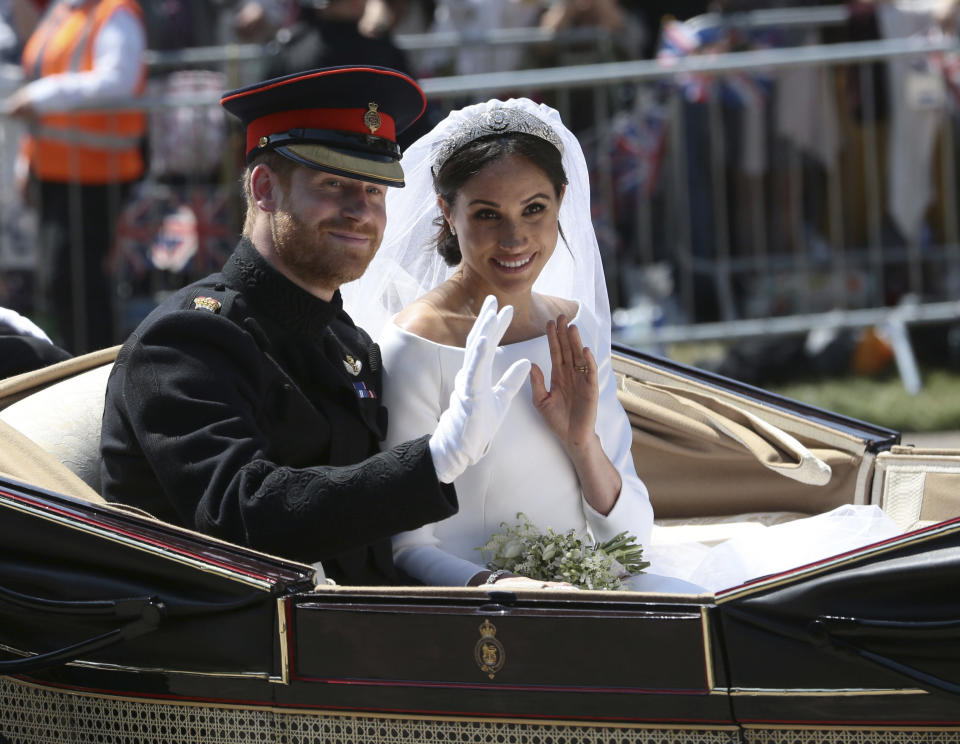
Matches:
[2,477,960,743]
[0,478,732,740]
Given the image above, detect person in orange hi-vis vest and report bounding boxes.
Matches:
[2,0,146,354]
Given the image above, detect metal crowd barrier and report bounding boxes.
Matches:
[419,39,960,301]
[3,25,960,392]
[139,26,618,74]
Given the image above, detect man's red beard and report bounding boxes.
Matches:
[271,206,380,292]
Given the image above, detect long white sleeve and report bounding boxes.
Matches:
[380,321,484,585]
[25,8,145,112]
[579,317,654,547]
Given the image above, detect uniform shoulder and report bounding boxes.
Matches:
[130,275,234,321]
[123,278,260,357]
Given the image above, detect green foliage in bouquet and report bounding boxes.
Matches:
[478,513,650,590]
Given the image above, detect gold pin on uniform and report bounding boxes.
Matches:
[193,297,222,313]
[343,355,362,376]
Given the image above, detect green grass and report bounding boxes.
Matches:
[665,342,960,432]
[769,368,960,432]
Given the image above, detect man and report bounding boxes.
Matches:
[3,0,147,354]
[99,66,530,585]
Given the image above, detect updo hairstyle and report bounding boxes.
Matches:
[432,133,568,266]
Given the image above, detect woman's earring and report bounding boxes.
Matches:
[450,224,457,236]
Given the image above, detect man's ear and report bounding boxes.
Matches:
[251,164,279,212]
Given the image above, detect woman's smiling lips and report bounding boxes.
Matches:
[492,254,534,272]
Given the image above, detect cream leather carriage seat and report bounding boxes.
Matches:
[0,362,112,494]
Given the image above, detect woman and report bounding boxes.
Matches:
[344,97,904,594]
[343,98,679,591]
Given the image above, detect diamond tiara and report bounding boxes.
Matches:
[430,107,564,176]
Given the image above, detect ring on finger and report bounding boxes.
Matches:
[574,364,588,374]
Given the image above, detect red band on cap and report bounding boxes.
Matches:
[246,108,397,153]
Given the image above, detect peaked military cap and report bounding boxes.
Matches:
[221,66,427,187]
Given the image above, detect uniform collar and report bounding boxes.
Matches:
[223,238,343,337]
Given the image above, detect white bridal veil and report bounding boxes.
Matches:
[340,97,613,356]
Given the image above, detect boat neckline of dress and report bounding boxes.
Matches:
[385,300,584,351]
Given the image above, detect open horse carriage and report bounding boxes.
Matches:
[1,342,959,743]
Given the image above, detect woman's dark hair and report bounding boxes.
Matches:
[432,133,568,266]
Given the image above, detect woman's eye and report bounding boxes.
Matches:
[525,202,546,215]
[474,209,498,220]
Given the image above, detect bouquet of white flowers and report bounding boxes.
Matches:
[478,513,649,590]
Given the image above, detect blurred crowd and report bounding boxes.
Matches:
[0,0,704,360]
[1,1,709,77]
[3,0,960,391]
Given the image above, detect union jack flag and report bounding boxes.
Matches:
[113,182,236,283]
[656,18,775,107]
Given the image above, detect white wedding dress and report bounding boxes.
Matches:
[644,504,902,593]
[380,301,902,593]
[380,301,672,588]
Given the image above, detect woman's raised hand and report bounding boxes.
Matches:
[530,314,599,454]
[531,314,621,516]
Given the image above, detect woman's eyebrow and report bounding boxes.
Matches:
[467,192,551,207]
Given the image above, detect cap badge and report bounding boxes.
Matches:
[344,354,362,376]
[193,296,222,313]
[258,135,269,149]
[363,102,382,134]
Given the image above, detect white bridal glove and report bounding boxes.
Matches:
[429,295,531,483]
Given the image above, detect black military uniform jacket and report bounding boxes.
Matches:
[100,239,458,584]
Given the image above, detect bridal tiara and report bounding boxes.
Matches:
[430,107,564,176]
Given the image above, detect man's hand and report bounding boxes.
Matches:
[429,295,530,483]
